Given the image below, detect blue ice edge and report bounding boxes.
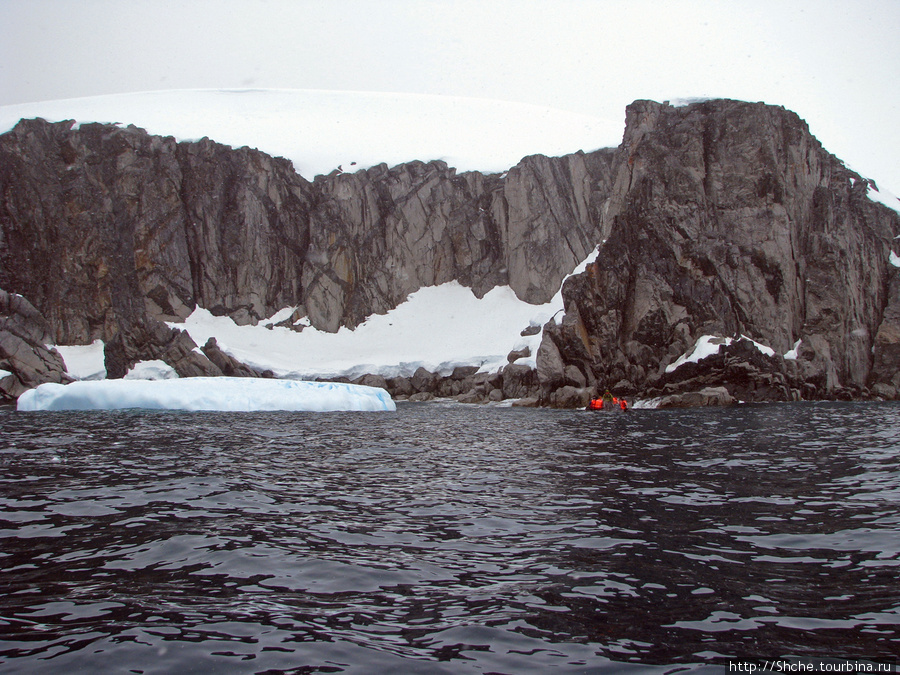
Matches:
[16,377,397,412]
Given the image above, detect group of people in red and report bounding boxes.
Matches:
[587,390,628,411]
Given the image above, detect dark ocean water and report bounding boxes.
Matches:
[1,401,898,673]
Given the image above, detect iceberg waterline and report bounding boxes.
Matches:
[17,377,397,412]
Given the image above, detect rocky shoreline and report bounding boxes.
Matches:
[2,98,899,405]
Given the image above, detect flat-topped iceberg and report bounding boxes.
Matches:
[17,377,396,412]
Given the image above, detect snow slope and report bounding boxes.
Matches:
[165,248,602,382]
[0,89,624,178]
[170,281,560,381]
[55,250,598,384]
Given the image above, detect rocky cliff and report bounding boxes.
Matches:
[1,99,898,403]
[539,99,900,402]
[0,116,613,397]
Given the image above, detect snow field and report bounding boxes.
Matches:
[169,281,560,380]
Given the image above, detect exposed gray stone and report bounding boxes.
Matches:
[451,365,480,380]
[657,386,734,408]
[871,272,900,392]
[104,317,222,380]
[411,367,438,393]
[549,386,593,409]
[202,337,259,377]
[456,390,484,404]
[549,99,899,402]
[387,376,414,397]
[535,331,566,389]
[355,373,390,391]
[0,289,72,400]
[501,363,536,399]
[507,346,531,363]
[564,365,587,388]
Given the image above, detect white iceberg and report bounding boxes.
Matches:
[16,377,396,412]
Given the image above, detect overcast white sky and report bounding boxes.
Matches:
[1,0,898,192]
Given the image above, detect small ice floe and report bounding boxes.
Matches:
[17,377,396,412]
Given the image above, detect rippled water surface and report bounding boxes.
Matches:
[1,401,899,673]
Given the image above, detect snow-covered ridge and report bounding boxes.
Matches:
[0,89,625,179]
[3,89,895,214]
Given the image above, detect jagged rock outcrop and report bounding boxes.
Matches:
[302,151,615,330]
[540,99,900,402]
[653,338,796,402]
[496,151,616,303]
[657,386,734,409]
[201,337,263,378]
[103,316,221,380]
[0,289,71,400]
[0,119,313,346]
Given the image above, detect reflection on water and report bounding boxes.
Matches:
[1,402,899,673]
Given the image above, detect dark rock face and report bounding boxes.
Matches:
[0,118,613,382]
[0,119,313,345]
[654,338,795,402]
[870,272,900,397]
[0,289,71,400]
[301,151,615,330]
[201,337,261,378]
[303,161,503,332]
[657,386,734,409]
[540,99,900,402]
